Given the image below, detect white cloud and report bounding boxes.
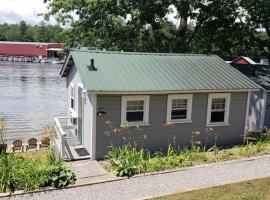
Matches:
[0,0,56,25]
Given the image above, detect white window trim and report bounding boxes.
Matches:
[166,94,193,124]
[121,95,150,126]
[206,93,231,127]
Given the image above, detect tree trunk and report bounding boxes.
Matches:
[177,15,189,52]
[180,16,188,31]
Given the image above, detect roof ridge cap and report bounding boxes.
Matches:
[70,48,217,57]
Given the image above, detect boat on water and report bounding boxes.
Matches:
[0,55,64,65]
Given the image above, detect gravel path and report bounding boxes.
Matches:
[5,156,270,200]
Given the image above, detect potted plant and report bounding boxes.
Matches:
[0,118,7,153]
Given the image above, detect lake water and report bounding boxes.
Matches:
[0,63,66,142]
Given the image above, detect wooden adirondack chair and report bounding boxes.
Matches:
[26,138,37,151]
[40,137,50,149]
[12,140,23,152]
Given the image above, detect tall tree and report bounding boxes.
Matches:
[43,0,270,60]
[4,25,21,41]
[19,21,28,35]
[44,0,175,51]
[240,0,270,60]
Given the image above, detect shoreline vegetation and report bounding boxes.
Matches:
[105,131,270,177]
[0,21,63,43]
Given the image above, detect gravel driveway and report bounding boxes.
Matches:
[4,156,270,200]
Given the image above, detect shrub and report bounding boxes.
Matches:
[106,145,147,177]
[45,156,76,188]
[0,152,76,193]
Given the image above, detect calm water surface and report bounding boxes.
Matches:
[0,63,66,142]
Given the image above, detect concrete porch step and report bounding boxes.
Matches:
[64,144,91,162]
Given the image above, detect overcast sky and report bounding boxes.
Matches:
[0,0,180,25]
[0,0,56,25]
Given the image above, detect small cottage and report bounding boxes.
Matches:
[54,49,259,161]
[230,56,257,65]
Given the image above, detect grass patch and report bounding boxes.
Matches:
[106,134,270,177]
[152,178,270,200]
[0,150,76,193]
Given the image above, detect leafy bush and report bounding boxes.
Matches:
[46,157,76,188]
[0,152,76,193]
[106,145,147,177]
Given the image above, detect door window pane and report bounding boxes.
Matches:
[71,98,74,109]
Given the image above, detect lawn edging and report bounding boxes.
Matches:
[1,154,270,198]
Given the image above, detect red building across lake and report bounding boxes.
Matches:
[0,41,63,58]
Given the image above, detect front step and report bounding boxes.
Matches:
[63,131,91,161]
[64,144,91,162]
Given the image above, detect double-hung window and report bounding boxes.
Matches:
[167,94,193,123]
[70,83,75,110]
[206,93,231,126]
[121,95,150,126]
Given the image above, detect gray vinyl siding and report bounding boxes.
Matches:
[66,65,93,154]
[67,65,81,117]
[264,92,270,127]
[95,92,248,159]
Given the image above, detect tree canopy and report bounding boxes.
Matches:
[0,21,64,43]
[43,0,270,60]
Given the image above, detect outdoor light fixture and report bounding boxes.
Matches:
[97,107,106,117]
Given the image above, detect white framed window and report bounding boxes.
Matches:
[166,94,193,123]
[206,93,231,126]
[70,83,75,110]
[121,95,150,126]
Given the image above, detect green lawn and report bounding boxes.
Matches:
[152,178,270,200]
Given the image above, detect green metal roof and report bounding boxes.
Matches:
[61,49,260,92]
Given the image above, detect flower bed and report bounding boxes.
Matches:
[106,133,270,177]
[0,150,76,193]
